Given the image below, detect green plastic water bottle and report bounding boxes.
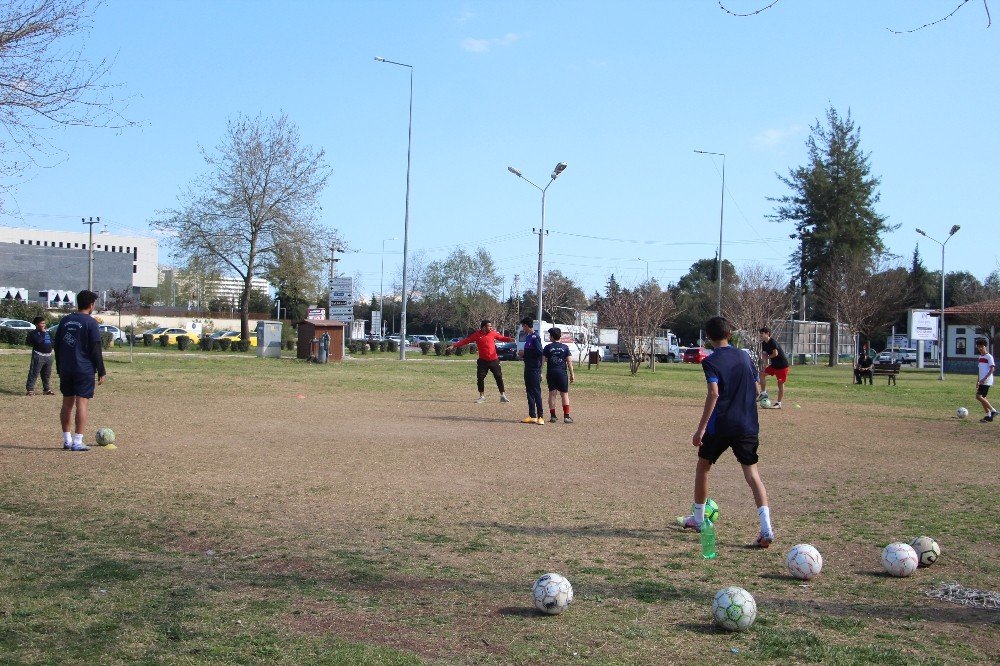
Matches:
[702,518,717,559]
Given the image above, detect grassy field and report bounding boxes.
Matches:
[0,351,997,665]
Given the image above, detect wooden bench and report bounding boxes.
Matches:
[871,362,901,385]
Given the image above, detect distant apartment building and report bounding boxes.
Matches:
[157,266,269,308]
[0,226,158,304]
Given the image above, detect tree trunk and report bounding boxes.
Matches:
[828,310,839,367]
[240,275,253,341]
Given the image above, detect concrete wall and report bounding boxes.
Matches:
[0,243,134,299]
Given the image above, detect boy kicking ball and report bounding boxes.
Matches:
[677,316,775,548]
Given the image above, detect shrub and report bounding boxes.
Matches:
[434,342,444,356]
[177,335,192,351]
[468,343,477,355]
[143,333,154,347]
[444,345,453,356]
[358,341,368,355]
[199,335,213,351]
[454,344,466,356]
[212,339,222,351]
[234,340,250,352]
[378,340,386,352]
[2,328,28,345]
[0,299,46,323]
[157,334,169,347]
[101,331,113,350]
[218,338,232,351]
[387,339,398,353]
[419,341,432,355]
[284,340,294,351]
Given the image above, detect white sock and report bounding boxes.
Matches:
[63,432,72,445]
[694,503,706,524]
[758,506,772,534]
[72,433,83,446]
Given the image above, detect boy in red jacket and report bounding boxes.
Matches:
[450,320,512,403]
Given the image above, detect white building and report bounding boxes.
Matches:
[0,226,158,289]
[206,275,270,302]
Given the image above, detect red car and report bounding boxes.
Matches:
[682,347,711,364]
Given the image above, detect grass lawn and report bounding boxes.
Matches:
[0,351,996,664]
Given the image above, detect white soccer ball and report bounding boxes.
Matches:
[759,397,772,409]
[711,586,757,631]
[786,544,823,580]
[881,543,919,577]
[956,407,969,419]
[910,536,941,568]
[531,573,573,615]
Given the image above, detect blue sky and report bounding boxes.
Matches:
[2,0,998,299]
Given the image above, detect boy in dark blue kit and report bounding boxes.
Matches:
[25,316,55,396]
[543,327,575,423]
[54,290,107,451]
[518,317,545,425]
[676,316,774,547]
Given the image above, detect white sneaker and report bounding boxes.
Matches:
[68,443,90,452]
[499,394,510,403]
[772,402,781,409]
[475,396,487,404]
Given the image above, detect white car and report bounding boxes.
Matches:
[99,324,128,345]
[0,318,35,332]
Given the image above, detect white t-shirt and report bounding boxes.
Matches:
[979,353,996,386]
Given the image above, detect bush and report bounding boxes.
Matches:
[1,328,28,345]
[199,335,213,351]
[0,299,46,323]
[444,345,453,356]
[419,341,432,355]
[284,340,294,351]
[212,339,222,351]
[233,340,250,352]
[358,341,367,355]
[434,342,444,356]
[387,339,398,353]
[177,335,192,351]
[378,340,386,352]
[157,334,169,347]
[218,338,231,351]
[468,343,477,355]
[101,331,113,350]
[454,344,466,356]
[143,333,153,347]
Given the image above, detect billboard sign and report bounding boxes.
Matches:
[910,309,938,342]
[328,276,354,322]
[307,307,326,320]
[371,311,382,335]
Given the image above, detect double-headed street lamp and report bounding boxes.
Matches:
[375,56,414,360]
[379,236,398,337]
[916,224,960,381]
[634,258,650,281]
[508,162,568,329]
[694,150,725,316]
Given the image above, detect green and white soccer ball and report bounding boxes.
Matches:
[956,407,969,419]
[881,542,919,577]
[786,544,823,580]
[910,536,940,567]
[759,397,772,409]
[532,573,573,615]
[95,427,116,446]
[692,498,720,524]
[712,586,757,631]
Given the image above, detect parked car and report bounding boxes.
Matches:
[99,324,128,345]
[448,337,462,345]
[141,326,168,338]
[876,350,898,364]
[682,347,711,364]
[146,327,201,345]
[217,330,257,347]
[496,342,518,361]
[898,348,918,365]
[0,318,35,332]
[386,335,402,345]
[210,329,234,339]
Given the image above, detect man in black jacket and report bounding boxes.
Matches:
[54,290,107,451]
[25,316,55,396]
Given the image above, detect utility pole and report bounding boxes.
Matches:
[513,274,520,325]
[82,216,100,291]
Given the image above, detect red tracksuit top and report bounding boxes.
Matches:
[454,330,513,361]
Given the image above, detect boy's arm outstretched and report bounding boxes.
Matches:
[692,381,719,448]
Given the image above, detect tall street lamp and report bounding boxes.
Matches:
[508,162,568,329]
[694,150,725,316]
[634,258,650,281]
[916,225,960,381]
[379,236,398,337]
[375,56,414,360]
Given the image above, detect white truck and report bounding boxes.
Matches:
[600,328,681,362]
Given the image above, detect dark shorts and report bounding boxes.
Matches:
[763,365,789,383]
[60,373,96,399]
[977,384,991,398]
[698,433,759,466]
[547,372,569,393]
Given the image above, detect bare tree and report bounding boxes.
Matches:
[603,281,675,376]
[815,255,911,351]
[722,264,791,354]
[105,285,136,335]
[155,113,336,341]
[0,0,132,187]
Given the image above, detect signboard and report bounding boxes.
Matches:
[307,308,326,321]
[909,309,939,342]
[327,276,354,322]
[328,306,354,321]
[371,311,382,335]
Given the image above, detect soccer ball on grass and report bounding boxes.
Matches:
[711,586,757,631]
[910,536,940,567]
[692,498,720,524]
[759,397,772,409]
[956,407,969,419]
[881,543,919,577]
[786,544,823,580]
[95,427,116,446]
[531,573,573,615]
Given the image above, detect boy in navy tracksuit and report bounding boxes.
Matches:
[519,317,545,424]
[25,316,55,396]
[677,316,775,548]
[54,290,107,451]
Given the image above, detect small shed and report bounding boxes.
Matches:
[296,319,346,362]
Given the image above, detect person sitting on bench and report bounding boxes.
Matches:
[855,344,874,384]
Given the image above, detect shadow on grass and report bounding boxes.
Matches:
[421,416,517,424]
[497,607,540,618]
[463,520,663,541]
[0,444,62,451]
[764,596,999,626]
[676,622,727,635]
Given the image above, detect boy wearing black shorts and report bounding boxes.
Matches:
[54,290,107,451]
[542,328,575,423]
[975,338,997,423]
[677,316,774,547]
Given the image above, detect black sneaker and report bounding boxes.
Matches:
[563,416,574,424]
[549,414,558,423]
[980,414,993,423]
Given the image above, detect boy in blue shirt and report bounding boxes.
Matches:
[25,316,55,396]
[53,290,107,451]
[677,316,774,547]
[543,327,575,423]
[518,317,545,424]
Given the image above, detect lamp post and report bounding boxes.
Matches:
[375,56,414,360]
[379,236,397,337]
[634,258,650,281]
[82,216,100,291]
[694,150,725,316]
[916,225,960,380]
[508,162,568,329]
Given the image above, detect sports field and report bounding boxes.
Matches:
[0,351,997,664]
